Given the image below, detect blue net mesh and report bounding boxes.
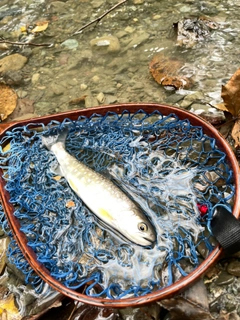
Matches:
[0,110,235,299]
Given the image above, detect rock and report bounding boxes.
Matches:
[125,26,135,33]
[49,1,69,13]
[105,95,117,104]
[179,5,192,13]
[166,93,185,105]
[90,36,120,53]
[215,271,235,286]
[133,0,144,4]
[227,261,240,277]
[91,75,100,83]
[85,91,99,108]
[2,70,24,86]
[152,15,161,20]
[17,90,28,98]
[61,39,79,50]
[0,54,28,74]
[80,83,88,90]
[124,31,150,50]
[50,83,65,96]
[197,2,219,15]
[92,0,104,8]
[31,73,40,85]
[180,91,205,108]
[96,92,105,104]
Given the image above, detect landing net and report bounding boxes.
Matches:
[0,110,235,299]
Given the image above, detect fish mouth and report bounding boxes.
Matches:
[143,237,155,247]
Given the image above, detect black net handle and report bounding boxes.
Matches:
[211,206,240,255]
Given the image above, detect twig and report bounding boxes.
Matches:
[0,39,53,47]
[71,0,127,36]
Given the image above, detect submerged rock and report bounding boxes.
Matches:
[90,36,120,53]
[0,54,28,74]
[61,39,79,50]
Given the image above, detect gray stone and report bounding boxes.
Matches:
[124,31,150,50]
[50,83,65,96]
[90,36,120,53]
[49,1,69,13]
[2,70,24,86]
[61,39,79,50]
[92,0,105,8]
[227,261,240,277]
[166,93,185,105]
[215,271,235,286]
[180,91,205,108]
[105,95,118,104]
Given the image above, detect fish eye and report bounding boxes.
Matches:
[138,222,148,232]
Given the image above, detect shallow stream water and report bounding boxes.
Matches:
[1,0,240,116]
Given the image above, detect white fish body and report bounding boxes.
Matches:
[42,130,156,246]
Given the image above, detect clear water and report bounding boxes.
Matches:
[1,0,240,116]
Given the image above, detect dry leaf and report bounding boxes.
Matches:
[5,98,34,122]
[220,68,240,117]
[0,290,21,320]
[159,279,213,320]
[31,21,49,33]
[231,119,240,148]
[0,84,17,121]
[149,54,193,89]
[20,26,27,33]
[66,200,75,208]
[53,175,62,181]
[214,102,228,112]
[69,95,87,105]
[214,69,240,151]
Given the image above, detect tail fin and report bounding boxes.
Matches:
[42,128,68,150]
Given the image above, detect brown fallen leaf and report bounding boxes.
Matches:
[231,119,240,149]
[69,95,87,105]
[31,21,49,33]
[149,54,193,89]
[0,84,18,121]
[215,68,240,150]
[159,279,213,320]
[5,98,34,122]
[221,69,240,117]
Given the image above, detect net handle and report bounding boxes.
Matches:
[211,206,240,255]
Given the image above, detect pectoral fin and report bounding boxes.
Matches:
[98,208,113,222]
[51,164,64,177]
[68,178,78,193]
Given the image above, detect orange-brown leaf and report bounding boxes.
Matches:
[0,84,17,121]
[214,102,229,112]
[66,200,75,208]
[221,69,240,117]
[149,54,192,89]
[231,119,240,148]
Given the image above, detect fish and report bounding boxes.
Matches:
[42,129,156,247]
